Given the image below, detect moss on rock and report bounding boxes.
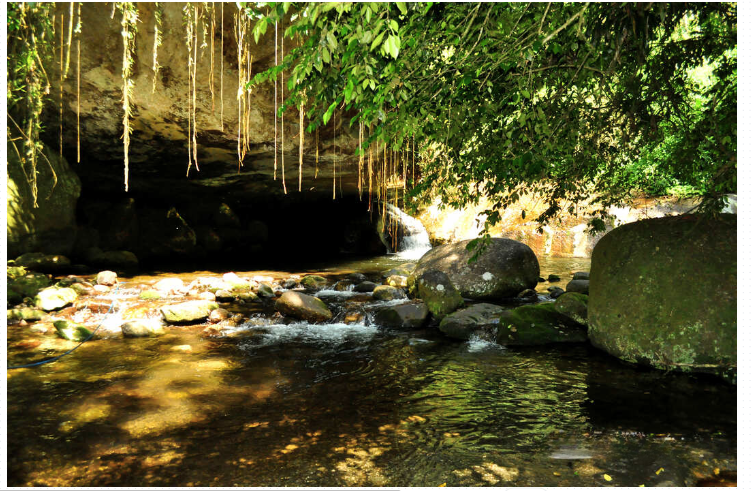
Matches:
[496,303,588,345]
[554,292,589,326]
[588,215,737,382]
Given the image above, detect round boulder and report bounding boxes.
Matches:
[588,215,736,381]
[96,270,118,286]
[122,320,165,338]
[411,238,539,300]
[372,285,406,301]
[275,291,332,322]
[566,279,589,294]
[35,287,78,311]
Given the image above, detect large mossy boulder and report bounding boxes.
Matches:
[35,287,78,311]
[411,238,539,300]
[415,270,464,320]
[495,303,588,345]
[160,300,219,323]
[275,291,332,322]
[588,215,737,382]
[439,303,506,340]
[374,302,429,329]
[301,275,328,290]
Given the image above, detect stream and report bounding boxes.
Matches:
[6,255,736,487]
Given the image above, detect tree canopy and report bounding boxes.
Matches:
[248,2,736,231]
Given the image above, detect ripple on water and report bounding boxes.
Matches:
[238,321,380,349]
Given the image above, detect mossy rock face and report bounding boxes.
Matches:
[411,238,540,300]
[7,266,28,281]
[160,300,219,323]
[554,292,589,326]
[439,303,506,340]
[495,303,588,345]
[35,287,78,311]
[53,320,93,341]
[301,275,328,290]
[8,272,53,299]
[415,270,464,320]
[139,290,163,301]
[7,307,47,321]
[588,215,737,382]
[386,275,408,288]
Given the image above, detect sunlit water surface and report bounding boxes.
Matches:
[7,255,735,486]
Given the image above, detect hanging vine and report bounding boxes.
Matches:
[183,3,194,175]
[118,2,138,192]
[274,19,278,180]
[152,2,163,93]
[7,2,55,207]
[76,3,81,163]
[220,2,224,132]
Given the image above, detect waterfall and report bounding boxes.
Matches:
[381,204,432,259]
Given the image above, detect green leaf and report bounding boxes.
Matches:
[390,19,399,32]
[397,2,407,15]
[345,79,355,102]
[327,31,338,51]
[322,47,331,64]
[388,35,401,59]
[371,31,385,51]
[323,100,339,124]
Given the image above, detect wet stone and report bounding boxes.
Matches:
[96,270,118,286]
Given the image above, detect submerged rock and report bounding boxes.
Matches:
[374,302,429,329]
[35,287,78,311]
[281,278,298,289]
[347,273,367,283]
[438,303,506,340]
[547,274,561,282]
[588,214,736,381]
[121,319,165,337]
[54,320,93,341]
[554,292,589,326]
[414,270,464,320]
[275,291,332,322]
[516,289,539,303]
[547,286,565,299]
[496,303,587,345]
[411,238,540,300]
[372,285,406,301]
[160,300,219,323]
[333,280,353,292]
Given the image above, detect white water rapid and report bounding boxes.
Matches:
[385,204,432,260]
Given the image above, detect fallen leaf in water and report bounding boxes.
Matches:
[714,468,720,476]
[439,483,446,487]
[655,467,664,475]
[604,474,612,481]
[553,472,561,477]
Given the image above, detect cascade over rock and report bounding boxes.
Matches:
[588,215,737,382]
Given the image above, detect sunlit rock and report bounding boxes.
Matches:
[275,291,332,322]
[121,319,165,337]
[414,270,463,320]
[96,270,118,286]
[160,300,219,323]
[35,287,78,311]
[372,285,406,301]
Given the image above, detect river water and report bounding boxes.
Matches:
[6,254,736,486]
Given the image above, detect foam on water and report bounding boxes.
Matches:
[466,333,504,352]
[240,321,379,347]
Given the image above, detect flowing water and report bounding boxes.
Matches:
[6,255,736,487]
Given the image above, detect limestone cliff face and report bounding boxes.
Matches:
[44,2,360,199]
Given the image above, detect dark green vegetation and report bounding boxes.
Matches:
[248,2,736,228]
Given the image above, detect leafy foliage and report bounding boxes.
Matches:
[247,2,736,229]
